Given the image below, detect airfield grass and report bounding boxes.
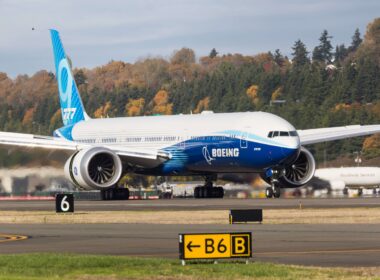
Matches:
[0,253,379,280]
[1,208,380,224]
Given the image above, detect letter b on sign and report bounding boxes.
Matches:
[231,235,249,256]
[56,194,74,213]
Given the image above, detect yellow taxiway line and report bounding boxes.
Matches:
[0,234,28,243]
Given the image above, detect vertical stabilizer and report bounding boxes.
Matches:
[50,29,89,126]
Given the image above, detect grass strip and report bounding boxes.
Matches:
[0,253,376,280]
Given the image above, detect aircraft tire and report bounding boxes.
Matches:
[100,189,106,200]
[194,186,200,198]
[343,188,348,196]
[273,187,281,198]
[203,187,210,198]
[265,187,273,198]
[358,188,363,196]
[217,187,224,198]
[102,189,111,200]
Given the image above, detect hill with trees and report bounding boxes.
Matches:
[0,18,379,168]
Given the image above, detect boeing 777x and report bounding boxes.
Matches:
[1,30,380,199]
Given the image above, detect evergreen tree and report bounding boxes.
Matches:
[334,44,348,63]
[349,28,362,52]
[209,48,218,58]
[274,49,284,67]
[74,69,87,86]
[291,40,309,67]
[312,30,333,63]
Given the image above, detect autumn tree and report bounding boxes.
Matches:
[94,101,113,118]
[152,90,173,115]
[125,98,145,116]
[170,48,196,65]
[246,85,260,105]
[194,97,210,113]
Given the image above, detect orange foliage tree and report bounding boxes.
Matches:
[126,98,145,116]
[94,101,113,118]
[194,97,210,113]
[22,107,36,126]
[152,90,173,115]
[246,85,260,105]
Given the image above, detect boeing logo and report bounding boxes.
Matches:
[212,148,239,158]
[203,146,239,165]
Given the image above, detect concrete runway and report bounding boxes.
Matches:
[1,223,380,267]
[0,197,380,211]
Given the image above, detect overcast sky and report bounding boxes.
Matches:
[0,0,379,78]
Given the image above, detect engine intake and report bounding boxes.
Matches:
[65,147,123,190]
[278,146,316,188]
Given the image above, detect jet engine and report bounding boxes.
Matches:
[64,147,123,190]
[278,146,316,188]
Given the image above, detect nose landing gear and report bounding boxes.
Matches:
[265,182,281,198]
[265,169,282,199]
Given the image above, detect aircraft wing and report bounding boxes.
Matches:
[0,131,170,168]
[0,131,78,150]
[298,125,380,145]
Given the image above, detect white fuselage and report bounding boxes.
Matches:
[71,111,299,150]
[65,111,300,175]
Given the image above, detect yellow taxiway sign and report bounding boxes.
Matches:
[179,232,251,260]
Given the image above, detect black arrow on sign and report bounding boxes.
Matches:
[187,241,201,252]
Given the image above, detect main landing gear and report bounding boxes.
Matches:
[101,187,130,200]
[194,176,224,199]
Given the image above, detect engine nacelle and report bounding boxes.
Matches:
[65,147,123,190]
[278,146,316,188]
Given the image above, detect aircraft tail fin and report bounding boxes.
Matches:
[50,29,89,126]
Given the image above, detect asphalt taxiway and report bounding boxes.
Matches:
[1,223,380,267]
[1,197,380,267]
[0,197,379,211]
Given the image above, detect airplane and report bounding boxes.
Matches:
[312,167,380,196]
[1,29,380,199]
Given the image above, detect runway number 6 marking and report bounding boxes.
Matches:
[179,232,251,260]
[55,194,74,213]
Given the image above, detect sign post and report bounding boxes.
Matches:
[179,232,251,263]
[55,193,74,213]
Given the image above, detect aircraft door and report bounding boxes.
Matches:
[240,131,248,149]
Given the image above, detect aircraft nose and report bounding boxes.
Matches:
[281,147,300,165]
[281,137,300,164]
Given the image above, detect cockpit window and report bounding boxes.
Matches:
[289,131,298,137]
[267,130,298,138]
